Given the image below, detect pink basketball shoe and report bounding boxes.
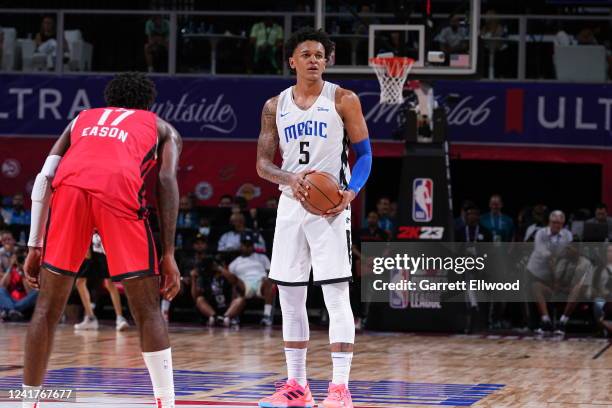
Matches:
[321,383,354,408]
[258,379,315,408]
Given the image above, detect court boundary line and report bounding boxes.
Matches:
[592,341,612,359]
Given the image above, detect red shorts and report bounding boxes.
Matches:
[42,185,159,281]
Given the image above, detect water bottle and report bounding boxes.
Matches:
[176,233,183,250]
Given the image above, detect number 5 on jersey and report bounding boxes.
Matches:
[299,141,310,164]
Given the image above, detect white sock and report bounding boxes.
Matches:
[332,352,353,385]
[263,304,272,317]
[161,300,171,313]
[560,314,569,324]
[22,384,41,407]
[142,348,175,407]
[541,315,551,323]
[285,348,307,387]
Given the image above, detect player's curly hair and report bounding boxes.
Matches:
[284,27,335,60]
[104,72,157,110]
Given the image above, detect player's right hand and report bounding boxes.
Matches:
[289,170,314,201]
[160,255,181,301]
[24,247,42,290]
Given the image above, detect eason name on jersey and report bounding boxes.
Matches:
[81,126,128,143]
[283,120,328,143]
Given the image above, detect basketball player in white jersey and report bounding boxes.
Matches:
[256,28,372,408]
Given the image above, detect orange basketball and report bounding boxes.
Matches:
[301,171,342,216]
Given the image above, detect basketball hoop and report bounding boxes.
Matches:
[369,57,415,105]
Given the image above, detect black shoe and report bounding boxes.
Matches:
[554,321,567,337]
[535,320,553,336]
[260,316,273,327]
[8,310,24,322]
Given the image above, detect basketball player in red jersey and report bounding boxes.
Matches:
[22,72,182,408]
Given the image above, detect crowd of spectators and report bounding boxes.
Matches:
[1,189,611,339]
[2,6,610,79]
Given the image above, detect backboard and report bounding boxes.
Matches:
[325,0,480,77]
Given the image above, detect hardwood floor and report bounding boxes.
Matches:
[0,322,610,407]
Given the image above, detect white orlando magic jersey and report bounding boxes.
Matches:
[276,81,351,197]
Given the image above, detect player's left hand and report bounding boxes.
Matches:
[24,247,42,290]
[324,189,356,218]
[160,255,181,301]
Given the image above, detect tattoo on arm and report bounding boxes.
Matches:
[256,97,294,185]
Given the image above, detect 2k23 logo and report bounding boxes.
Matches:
[397,226,445,240]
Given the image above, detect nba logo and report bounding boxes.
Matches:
[412,178,433,222]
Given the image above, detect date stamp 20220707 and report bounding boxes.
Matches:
[3,386,77,402]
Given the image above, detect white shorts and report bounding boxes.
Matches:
[269,193,352,286]
[243,276,264,298]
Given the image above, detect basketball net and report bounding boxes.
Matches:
[369,57,415,105]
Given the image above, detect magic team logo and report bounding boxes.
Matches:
[412,178,433,222]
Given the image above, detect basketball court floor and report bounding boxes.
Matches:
[0,323,611,407]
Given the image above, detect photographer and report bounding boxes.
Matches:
[0,247,38,321]
[190,254,242,328]
[161,233,210,323]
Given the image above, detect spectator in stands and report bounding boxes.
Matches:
[224,232,276,326]
[249,18,284,74]
[480,194,514,242]
[352,4,379,35]
[177,194,199,230]
[455,199,476,230]
[359,211,389,242]
[437,14,469,55]
[179,234,210,274]
[34,16,68,70]
[481,10,510,77]
[586,203,612,241]
[198,217,211,237]
[189,255,242,327]
[375,196,394,236]
[0,232,16,275]
[595,244,612,336]
[527,210,573,334]
[455,205,491,332]
[218,213,266,253]
[144,15,170,73]
[218,194,234,208]
[265,196,278,209]
[162,234,210,323]
[2,194,31,226]
[550,245,595,336]
[73,233,129,331]
[524,204,548,242]
[0,247,38,321]
[455,205,492,243]
[0,26,4,68]
[576,27,597,45]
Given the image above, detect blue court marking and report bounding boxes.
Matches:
[0,368,504,406]
[218,380,504,406]
[0,368,275,397]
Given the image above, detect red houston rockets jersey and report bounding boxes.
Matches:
[53,108,158,219]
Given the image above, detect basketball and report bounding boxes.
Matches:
[301,171,342,216]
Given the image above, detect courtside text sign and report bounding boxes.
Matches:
[0,74,610,147]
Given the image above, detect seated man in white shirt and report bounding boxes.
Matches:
[225,232,276,326]
[217,213,266,254]
[527,210,573,335]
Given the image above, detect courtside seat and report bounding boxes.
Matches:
[1,27,17,70]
